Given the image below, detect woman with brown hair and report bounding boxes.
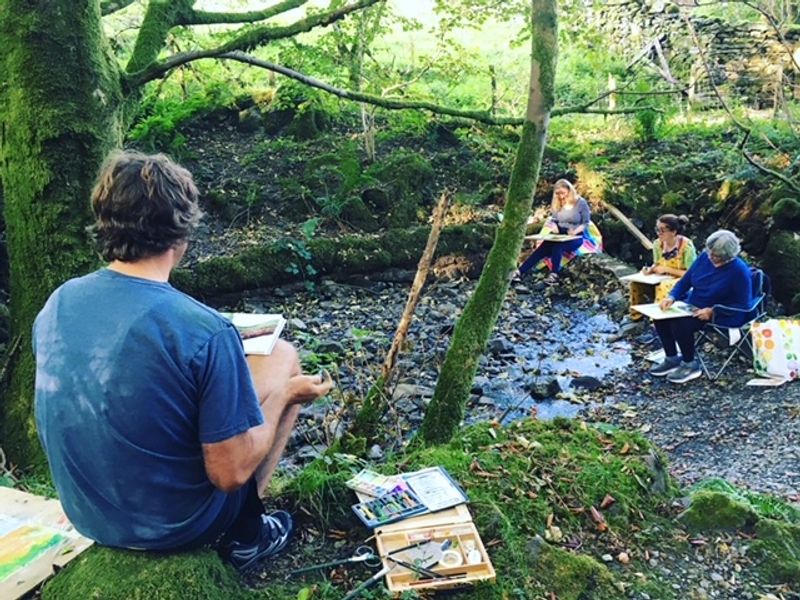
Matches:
[630,214,697,317]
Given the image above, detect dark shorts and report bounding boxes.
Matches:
[174,479,263,551]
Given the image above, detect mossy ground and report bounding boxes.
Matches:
[45,418,683,600]
[680,477,800,588]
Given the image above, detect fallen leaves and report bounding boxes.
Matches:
[469,458,500,478]
[600,494,616,509]
[589,506,608,532]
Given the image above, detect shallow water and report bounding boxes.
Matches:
[474,305,632,424]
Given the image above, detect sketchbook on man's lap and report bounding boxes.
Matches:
[220,312,286,355]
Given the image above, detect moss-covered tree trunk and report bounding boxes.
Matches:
[0,1,123,469]
[420,0,558,444]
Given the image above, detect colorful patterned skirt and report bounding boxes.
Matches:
[538,221,604,272]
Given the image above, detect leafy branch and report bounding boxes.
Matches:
[204,51,667,125]
[125,0,384,88]
[178,0,310,26]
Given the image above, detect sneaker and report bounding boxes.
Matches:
[667,360,702,384]
[544,272,559,286]
[223,510,294,572]
[649,356,681,377]
[511,270,522,283]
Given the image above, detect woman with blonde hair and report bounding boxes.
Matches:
[516,179,597,285]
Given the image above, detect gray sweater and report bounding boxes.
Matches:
[552,197,590,230]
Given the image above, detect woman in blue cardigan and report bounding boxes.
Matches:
[649,229,753,384]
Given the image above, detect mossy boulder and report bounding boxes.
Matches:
[286,104,330,141]
[172,223,496,297]
[752,518,800,586]
[772,197,800,231]
[261,107,294,135]
[338,197,380,231]
[41,419,678,599]
[678,491,758,532]
[42,546,253,600]
[762,230,800,312]
[525,536,620,600]
[364,150,435,228]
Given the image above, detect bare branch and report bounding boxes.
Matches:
[101,0,136,16]
[739,132,800,194]
[179,0,310,26]
[126,0,383,88]
[220,52,512,123]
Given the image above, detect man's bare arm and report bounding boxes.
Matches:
[202,373,333,492]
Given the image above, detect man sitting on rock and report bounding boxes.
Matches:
[33,150,332,571]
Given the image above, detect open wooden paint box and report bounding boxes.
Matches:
[374,504,496,593]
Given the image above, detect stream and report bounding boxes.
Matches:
[218,267,634,468]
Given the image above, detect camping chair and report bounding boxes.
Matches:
[696,268,769,381]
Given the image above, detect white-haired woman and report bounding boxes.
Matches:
[517,179,592,285]
[649,229,753,384]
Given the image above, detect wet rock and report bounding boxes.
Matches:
[488,338,515,355]
[316,340,346,354]
[325,418,342,440]
[289,317,307,330]
[392,383,434,400]
[296,445,322,460]
[571,376,602,391]
[471,376,490,395]
[601,290,627,313]
[527,377,561,399]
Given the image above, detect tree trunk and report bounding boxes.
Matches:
[420,0,558,445]
[0,1,123,469]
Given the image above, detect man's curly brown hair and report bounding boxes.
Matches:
[89,151,202,262]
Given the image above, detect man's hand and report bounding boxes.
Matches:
[286,371,334,404]
[694,307,713,321]
[659,297,674,311]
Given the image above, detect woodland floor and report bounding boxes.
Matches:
[208,256,798,599]
[209,257,800,501]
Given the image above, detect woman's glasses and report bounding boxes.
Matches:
[655,226,671,234]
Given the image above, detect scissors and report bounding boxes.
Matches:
[340,539,452,600]
[288,545,381,577]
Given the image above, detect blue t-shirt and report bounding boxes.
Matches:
[33,269,264,550]
[669,252,753,326]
